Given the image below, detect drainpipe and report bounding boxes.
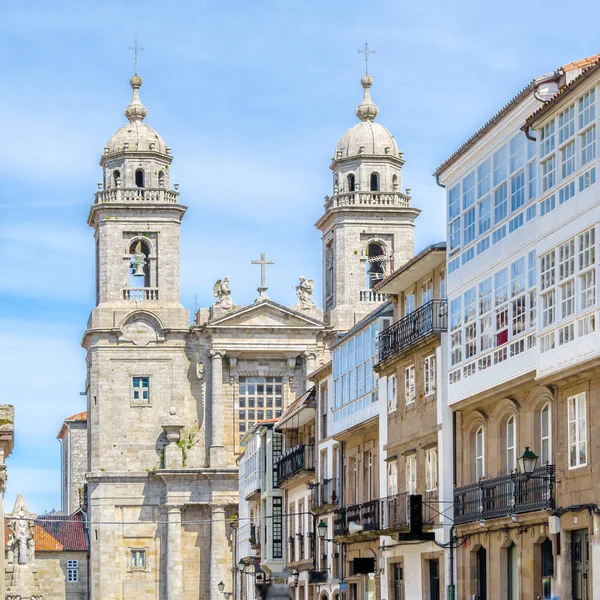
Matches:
[447,410,457,600]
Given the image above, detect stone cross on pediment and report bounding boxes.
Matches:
[251,252,274,302]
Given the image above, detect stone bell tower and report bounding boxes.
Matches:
[315,71,420,331]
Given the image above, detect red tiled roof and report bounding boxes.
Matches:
[57,411,87,439]
[6,513,88,553]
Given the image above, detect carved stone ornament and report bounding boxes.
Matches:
[295,276,315,309]
[8,511,35,565]
[213,277,234,309]
[196,360,205,381]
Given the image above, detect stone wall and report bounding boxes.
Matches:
[26,551,88,600]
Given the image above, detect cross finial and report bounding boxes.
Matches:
[128,34,145,75]
[357,42,375,75]
[251,252,275,302]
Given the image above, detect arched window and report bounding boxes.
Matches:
[392,174,399,189]
[129,240,151,288]
[541,403,551,465]
[366,242,386,289]
[347,173,356,192]
[370,172,380,191]
[158,171,165,187]
[475,426,485,479]
[334,175,339,191]
[506,416,516,472]
[113,170,121,187]
[135,169,145,188]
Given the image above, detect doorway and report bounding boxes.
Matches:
[572,529,589,600]
[429,558,440,600]
[476,547,487,600]
[392,562,404,600]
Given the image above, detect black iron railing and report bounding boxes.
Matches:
[382,493,409,530]
[276,444,315,485]
[312,478,340,509]
[333,508,347,537]
[453,465,555,525]
[377,299,448,363]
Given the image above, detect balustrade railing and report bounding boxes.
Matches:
[95,188,179,204]
[360,290,390,303]
[276,444,314,485]
[378,299,447,363]
[382,493,408,530]
[453,465,555,525]
[325,191,410,210]
[123,287,159,301]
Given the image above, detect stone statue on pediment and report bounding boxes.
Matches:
[213,277,233,309]
[295,276,315,309]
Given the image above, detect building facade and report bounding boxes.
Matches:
[435,55,600,600]
[57,411,88,515]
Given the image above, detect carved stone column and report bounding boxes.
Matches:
[165,505,183,600]
[209,505,228,600]
[210,350,226,467]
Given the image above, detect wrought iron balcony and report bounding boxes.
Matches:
[382,493,408,530]
[453,465,555,525]
[377,299,447,364]
[276,444,314,486]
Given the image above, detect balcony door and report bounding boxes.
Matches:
[429,559,440,600]
[391,562,404,600]
[572,529,589,600]
[476,547,487,600]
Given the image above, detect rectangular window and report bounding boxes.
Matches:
[579,228,595,270]
[132,377,150,404]
[509,132,525,173]
[568,393,587,468]
[581,125,597,166]
[559,181,576,205]
[463,207,476,245]
[560,280,575,319]
[494,182,508,223]
[448,257,459,274]
[477,236,490,255]
[478,160,491,198]
[541,290,556,328]
[479,278,492,315]
[465,323,477,359]
[238,376,283,440]
[560,140,575,178]
[540,120,556,157]
[67,560,79,582]
[387,374,397,413]
[579,167,596,191]
[480,314,493,352]
[529,289,537,329]
[558,104,575,144]
[448,183,460,220]
[541,155,556,192]
[463,171,475,210]
[493,225,507,245]
[424,355,436,396]
[495,268,508,307]
[559,323,574,345]
[540,332,555,353]
[580,270,596,310]
[528,161,537,201]
[540,194,556,216]
[272,497,283,559]
[478,195,491,234]
[558,240,575,281]
[464,287,477,323]
[540,251,555,291]
[131,549,146,569]
[512,296,526,336]
[579,314,596,337]
[579,88,596,130]
[511,257,525,297]
[493,145,507,186]
[404,366,415,405]
[421,279,433,305]
[509,213,523,233]
[528,250,537,288]
[425,448,438,492]
[449,219,460,252]
[510,170,525,212]
[387,461,398,496]
[405,454,417,495]
[405,292,415,315]
[440,269,446,298]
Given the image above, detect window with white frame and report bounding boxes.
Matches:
[405,292,415,315]
[387,461,398,496]
[478,194,492,235]
[450,297,462,366]
[541,403,552,466]
[478,159,491,198]
[541,155,556,192]
[494,182,508,223]
[475,426,485,479]
[66,560,78,582]
[132,376,150,404]
[448,184,460,253]
[568,392,587,468]
[131,549,146,570]
[387,374,397,413]
[440,269,446,298]
[464,287,477,359]
[404,366,415,405]
[506,416,516,473]
[422,279,433,305]
[425,448,438,491]
[424,355,436,396]
[463,171,475,210]
[405,454,417,495]
[541,251,556,291]
[464,207,476,245]
[541,290,556,328]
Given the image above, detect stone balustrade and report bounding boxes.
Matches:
[325,190,410,210]
[359,289,390,303]
[95,187,179,204]
[123,287,159,301]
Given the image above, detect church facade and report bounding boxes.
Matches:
[82,64,417,600]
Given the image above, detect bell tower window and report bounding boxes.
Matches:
[347,173,356,192]
[158,171,165,187]
[370,172,380,191]
[135,169,145,188]
[392,174,398,190]
[129,240,151,288]
[113,170,121,187]
[366,242,386,289]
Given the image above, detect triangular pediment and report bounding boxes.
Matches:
[207,299,325,330]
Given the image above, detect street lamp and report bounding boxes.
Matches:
[518,446,538,477]
[292,567,299,588]
[317,519,327,540]
[217,581,225,593]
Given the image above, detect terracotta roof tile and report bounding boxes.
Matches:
[6,513,88,553]
[65,411,87,422]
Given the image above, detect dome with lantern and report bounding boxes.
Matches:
[104,75,168,156]
[335,74,400,159]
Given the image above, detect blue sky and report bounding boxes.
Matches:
[1,0,599,513]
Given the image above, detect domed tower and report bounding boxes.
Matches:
[316,73,420,330]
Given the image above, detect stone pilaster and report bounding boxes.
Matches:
[210,350,226,467]
[166,505,183,600]
[209,505,229,600]
[304,351,317,389]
